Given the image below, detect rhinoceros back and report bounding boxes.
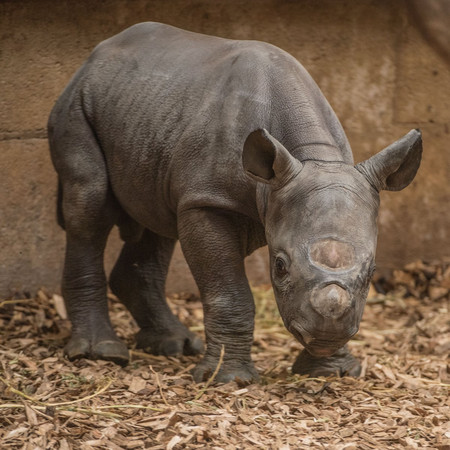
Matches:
[50,22,350,236]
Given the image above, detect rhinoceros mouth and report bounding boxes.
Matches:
[289,320,350,357]
[289,321,315,346]
[305,345,340,358]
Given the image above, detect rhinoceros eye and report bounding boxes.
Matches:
[368,261,376,278]
[275,257,288,278]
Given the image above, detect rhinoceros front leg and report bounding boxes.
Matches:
[178,209,258,383]
[109,229,203,356]
[292,344,361,377]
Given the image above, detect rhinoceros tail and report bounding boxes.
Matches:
[57,179,65,230]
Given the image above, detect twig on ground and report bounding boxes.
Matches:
[95,404,164,412]
[150,366,169,407]
[0,403,122,419]
[194,345,225,401]
[0,375,114,407]
[0,299,36,308]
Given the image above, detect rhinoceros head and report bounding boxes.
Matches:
[243,128,422,357]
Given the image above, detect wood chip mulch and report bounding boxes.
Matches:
[1,260,449,449]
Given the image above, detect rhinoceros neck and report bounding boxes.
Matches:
[266,63,354,166]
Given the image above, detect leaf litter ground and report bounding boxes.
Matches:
[0,260,449,449]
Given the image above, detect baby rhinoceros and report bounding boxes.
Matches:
[48,22,422,383]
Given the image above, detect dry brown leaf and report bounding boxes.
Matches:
[52,294,67,319]
[128,377,147,394]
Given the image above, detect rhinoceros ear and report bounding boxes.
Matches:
[355,129,422,192]
[243,129,303,186]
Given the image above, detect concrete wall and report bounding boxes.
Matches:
[1,0,449,297]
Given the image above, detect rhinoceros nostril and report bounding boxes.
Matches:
[309,239,355,271]
[310,283,351,319]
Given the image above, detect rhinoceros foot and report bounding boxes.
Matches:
[136,327,204,357]
[292,345,361,377]
[191,356,259,384]
[64,334,129,367]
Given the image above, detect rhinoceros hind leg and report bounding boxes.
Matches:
[109,229,204,357]
[53,114,129,367]
[135,328,203,356]
[292,345,361,377]
[65,335,129,366]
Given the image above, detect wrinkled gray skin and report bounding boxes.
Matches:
[48,22,422,383]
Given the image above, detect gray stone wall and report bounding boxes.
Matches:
[1,0,449,296]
